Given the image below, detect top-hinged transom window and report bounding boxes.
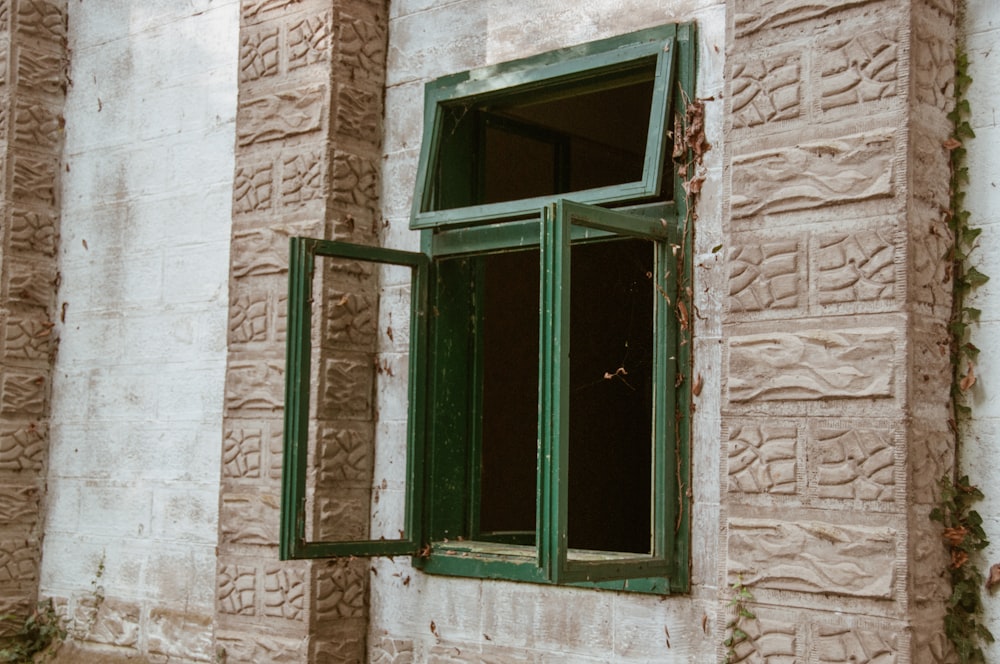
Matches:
[410,23,683,230]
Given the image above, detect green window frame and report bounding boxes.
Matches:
[281,22,696,594]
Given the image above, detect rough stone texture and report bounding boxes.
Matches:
[218,0,388,660]
[722,0,957,656]
[0,0,66,639]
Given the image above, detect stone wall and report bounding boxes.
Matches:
[0,0,65,639]
[721,0,956,660]
[217,0,389,661]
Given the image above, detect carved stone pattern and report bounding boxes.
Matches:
[223,427,262,479]
[728,328,895,402]
[281,149,324,205]
[12,155,57,206]
[10,209,57,257]
[370,637,415,664]
[321,357,373,417]
[728,423,796,494]
[236,85,325,147]
[910,428,952,504]
[232,228,289,278]
[216,632,307,664]
[275,292,287,344]
[911,225,952,306]
[14,102,60,150]
[730,130,895,219]
[0,3,8,33]
[1,373,45,415]
[80,599,140,648]
[728,614,796,663]
[820,30,898,111]
[262,566,306,620]
[912,27,953,111]
[815,625,897,663]
[16,46,63,96]
[332,150,378,209]
[734,0,869,39]
[220,493,279,545]
[242,0,301,20]
[728,518,897,598]
[0,540,38,583]
[230,291,268,345]
[233,161,273,214]
[314,492,368,541]
[239,24,279,82]
[0,484,38,528]
[912,329,952,413]
[338,11,386,80]
[16,0,65,43]
[226,357,285,410]
[288,14,330,71]
[817,229,895,304]
[318,427,373,483]
[147,609,213,661]
[728,240,800,311]
[325,290,376,347]
[8,259,55,309]
[217,565,256,615]
[337,85,379,140]
[0,425,45,471]
[731,55,800,128]
[268,426,283,481]
[311,627,367,664]
[813,428,894,501]
[911,517,951,603]
[315,561,367,620]
[5,316,53,362]
[911,629,950,664]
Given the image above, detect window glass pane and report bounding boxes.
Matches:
[567,238,654,554]
[302,255,413,545]
[478,249,540,542]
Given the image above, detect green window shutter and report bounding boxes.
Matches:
[280,237,429,560]
[539,200,675,584]
[410,25,679,230]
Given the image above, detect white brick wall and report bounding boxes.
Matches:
[962,1,1000,658]
[40,2,238,659]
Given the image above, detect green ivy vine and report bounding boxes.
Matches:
[935,45,995,663]
[722,577,755,663]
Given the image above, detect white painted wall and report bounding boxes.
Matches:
[375,1,726,661]
[40,2,238,659]
[962,0,1000,657]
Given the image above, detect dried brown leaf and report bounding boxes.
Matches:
[943,137,963,151]
[943,525,969,546]
[986,563,1000,591]
[959,362,976,391]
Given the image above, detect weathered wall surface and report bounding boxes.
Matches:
[962,0,1000,660]
[371,1,726,662]
[39,2,238,660]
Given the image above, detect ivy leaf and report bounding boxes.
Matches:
[964,307,982,323]
[965,266,990,288]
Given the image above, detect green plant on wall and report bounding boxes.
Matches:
[0,598,66,664]
[938,45,994,663]
[722,577,755,663]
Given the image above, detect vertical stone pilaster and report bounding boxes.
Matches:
[0,0,65,635]
[721,0,956,660]
[219,0,388,661]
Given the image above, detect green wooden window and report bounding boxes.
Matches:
[281,23,695,594]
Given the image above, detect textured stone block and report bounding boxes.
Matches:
[262,565,306,620]
[311,619,368,662]
[370,637,415,664]
[317,424,374,484]
[233,159,274,214]
[281,147,325,206]
[730,130,895,219]
[216,629,308,663]
[224,360,284,412]
[12,154,57,206]
[734,0,869,40]
[816,228,896,304]
[147,608,213,661]
[77,597,140,648]
[236,84,326,147]
[819,29,899,111]
[240,23,279,82]
[313,489,369,541]
[219,492,280,546]
[8,258,56,309]
[728,518,897,598]
[322,289,377,348]
[0,484,39,529]
[1,372,46,416]
[288,12,331,71]
[0,424,45,471]
[15,44,63,96]
[242,0,303,22]
[337,9,387,82]
[332,149,378,210]
[16,0,66,44]
[229,289,270,345]
[731,53,800,128]
[913,21,954,112]
[728,239,801,311]
[217,564,256,616]
[4,315,54,363]
[724,610,797,662]
[814,623,898,662]
[337,83,380,141]
[727,421,797,494]
[320,355,373,418]
[223,426,263,479]
[810,427,896,502]
[314,559,367,620]
[728,328,896,402]
[13,101,61,150]
[232,227,293,279]
[0,538,39,584]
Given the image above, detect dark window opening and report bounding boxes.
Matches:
[478,238,654,555]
